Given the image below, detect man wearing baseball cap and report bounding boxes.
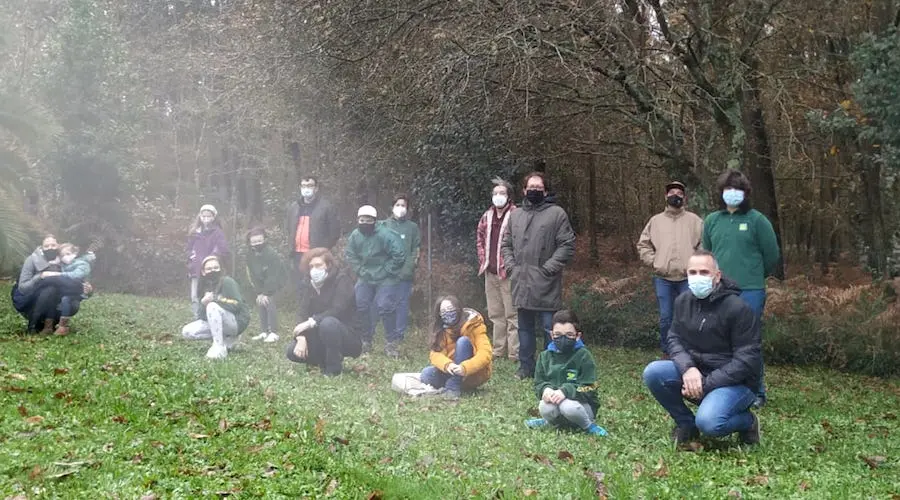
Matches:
[636,181,703,357]
[344,205,407,356]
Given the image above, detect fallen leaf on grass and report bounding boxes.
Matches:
[727,489,742,498]
[526,407,540,417]
[653,458,669,478]
[3,385,26,392]
[860,455,886,469]
[29,465,42,480]
[263,464,278,478]
[25,416,44,424]
[606,451,617,460]
[188,433,209,439]
[219,419,229,432]
[49,469,78,479]
[9,373,27,381]
[6,495,27,500]
[253,418,272,431]
[745,475,769,486]
[632,462,645,479]
[333,436,350,446]
[523,489,538,497]
[132,454,143,464]
[53,368,68,375]
[557,450,574,464]
[314,418,325,443]
[150,441,164,448]
[111,415,128,424]
[140,494,158,500]
[523,452,552,467]
[821,420,834,434]
[583,470,608,499]
[378,456,393,465]
[17,404,27,416]
[366,491,383,500]
[681,441,704,452]
[325,478,339,495]
[799,480,811,491]
[264,386,275,401]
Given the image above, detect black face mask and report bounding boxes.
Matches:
[42,248,58,261]
[667,195,684,208]
[358,223,375,236]
[525,190,546,205]
[554,336,576,353]
[204,271,222,282]
[251,244,265,253]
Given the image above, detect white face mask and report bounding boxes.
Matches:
[300,187,315,199]
[61,254,76,265]
[392,206,407,219]
[199,215,214,226]
[310,267,328,284]
[492,194,508,208]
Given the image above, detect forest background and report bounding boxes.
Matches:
[2,0,900,375]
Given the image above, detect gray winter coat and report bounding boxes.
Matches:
[17,247,52,294]
[500,200,576,311]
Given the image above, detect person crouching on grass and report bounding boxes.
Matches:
[245,227,286,343]
[525,310,607,436]
[181,255,250,359]
[420,295,493,400]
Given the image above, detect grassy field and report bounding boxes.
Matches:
[1,286,899,499]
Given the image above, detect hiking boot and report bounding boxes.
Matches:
[441,390,461,401]
[739,413,760,445]
[263,332,280,343]
[524,418,548,429]
[671,425,700,444]
[251,332,268,341]
[384,342,400,359]
[54,317,71,336]
[40,319,55,335]
[585,424,608,436]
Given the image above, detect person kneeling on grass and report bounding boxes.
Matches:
[525,310,607,436]
[181,255,250,359]
[420,295,492,400]
[642,249,762,446]
[286,248,362,376]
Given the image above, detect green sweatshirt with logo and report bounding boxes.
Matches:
[533,347,598,410]
[701,208,780,290]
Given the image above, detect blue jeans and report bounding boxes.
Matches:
[653,277,690,353]
[59,296,82,317]
[393,280,413,341]
[739,289,767,400]
[355,281,400,344]
[642,360,756,436]
[420,336,474,393]
[517,309,554,375]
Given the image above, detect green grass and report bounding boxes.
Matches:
[1,285,899,499]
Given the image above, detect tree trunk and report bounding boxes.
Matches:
[589,155,598,262]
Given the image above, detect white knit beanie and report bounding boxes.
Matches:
[199,204,218,217]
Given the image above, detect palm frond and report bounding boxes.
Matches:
[0,192,33,270]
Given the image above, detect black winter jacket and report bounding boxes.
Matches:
[667,278,762,394]
[297,268,357,330]
[285,196,341,254]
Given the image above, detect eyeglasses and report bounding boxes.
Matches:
[550,331,578,339]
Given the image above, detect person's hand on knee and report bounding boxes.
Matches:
[292,336,308,360]
[201,292,215,306]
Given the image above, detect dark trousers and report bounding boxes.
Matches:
[517,309,554,376]
[285,316,362,375]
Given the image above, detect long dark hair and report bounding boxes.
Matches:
[715,169,752,211]
[430,295,462,351]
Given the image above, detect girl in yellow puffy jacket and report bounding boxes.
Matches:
[420,295,493,399]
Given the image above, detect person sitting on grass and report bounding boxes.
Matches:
[524,310,607,436]
[245,227,286,344]
[181,255,250,359]
[34,243,96,336]
[286,248,363,376]
[419,295,493,400]
[642,249,762,446]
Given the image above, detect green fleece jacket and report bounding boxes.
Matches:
[702,209,780,290]
[379,217,420,281]
[534,347,599,410]
[199,276,250,333]
[246,245,286,296]
[344,225,406,285]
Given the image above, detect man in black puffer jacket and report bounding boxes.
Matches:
[643,249,762,446]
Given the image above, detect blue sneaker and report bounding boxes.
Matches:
[586,424,608,436]
[524,418,548,429]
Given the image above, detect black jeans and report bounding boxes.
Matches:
[285,317,362,375]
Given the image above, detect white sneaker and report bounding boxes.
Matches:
[251,332,268,341]
[206,343,228,359]
[263,332,279,343]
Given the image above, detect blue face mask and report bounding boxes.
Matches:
[688,275,715,299]
[722,188,745,207]
[440,310,458,327]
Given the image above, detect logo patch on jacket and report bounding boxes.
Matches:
[739,223,748,231]
[566,369,577,382]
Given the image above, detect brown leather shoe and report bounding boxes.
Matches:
[40,319,55,335]
[54,317,70,336]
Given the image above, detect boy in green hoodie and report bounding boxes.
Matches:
[245,227,286,343]
[525,310,607,436]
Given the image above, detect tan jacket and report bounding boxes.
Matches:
[636,207,703,281]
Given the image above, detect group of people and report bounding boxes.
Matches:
[12,167,778,446]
